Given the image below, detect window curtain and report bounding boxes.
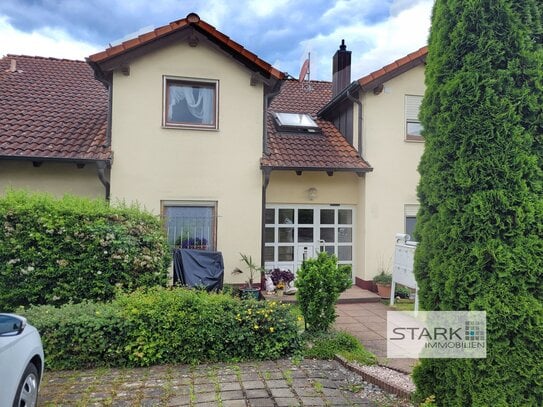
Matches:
[168,84,214,124]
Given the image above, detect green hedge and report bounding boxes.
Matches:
[0,190,171,310]
[20,287,302,369]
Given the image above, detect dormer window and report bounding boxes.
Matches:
[273,112,320,133]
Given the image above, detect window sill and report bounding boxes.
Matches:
[162,124,219,132]
[405,135,424,143]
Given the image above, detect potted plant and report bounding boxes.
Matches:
[373,271,392,299]
[232,253,264,300]
[175,234,208,250]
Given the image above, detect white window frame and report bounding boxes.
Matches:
[405,95,423,141]
[163,76,219,130]
[264,204,356,281]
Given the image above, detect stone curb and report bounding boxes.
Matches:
[334,355,413,401]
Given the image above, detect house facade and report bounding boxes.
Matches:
[0,13,426,287]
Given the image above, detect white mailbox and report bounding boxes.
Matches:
[391,233,419,313]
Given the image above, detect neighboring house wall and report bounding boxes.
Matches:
[109,40,264,283]
[0,161,105,198]
[360,65,425,280]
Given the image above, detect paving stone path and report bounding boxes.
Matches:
[40,359,375,406]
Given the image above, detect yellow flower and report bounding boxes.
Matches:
[269,327,275,333]
[297,316,303,322]
[253,324,259,330]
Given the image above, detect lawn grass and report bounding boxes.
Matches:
[302,331,377,365]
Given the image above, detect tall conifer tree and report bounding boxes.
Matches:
[413,0,543,404]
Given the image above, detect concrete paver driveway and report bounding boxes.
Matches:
[40,359,374,406]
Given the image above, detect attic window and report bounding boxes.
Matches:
[274,112,320,133]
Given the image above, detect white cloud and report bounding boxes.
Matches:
[292,0,432,80]
[351,0,432,79]
[247,0,290,18]
[0,15,102,60]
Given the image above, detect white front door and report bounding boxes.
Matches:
[264,205,355,280]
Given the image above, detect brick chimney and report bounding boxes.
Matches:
[332,40,351,97]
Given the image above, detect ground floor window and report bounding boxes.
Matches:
[162,201,216,250]
[264,204,355,279]
[404,204,419,239]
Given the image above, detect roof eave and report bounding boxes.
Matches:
[260,164,373,174]
[87,14,285,81]
[358,55,426,91]
[0,155,111,165]
[317,81,360,117]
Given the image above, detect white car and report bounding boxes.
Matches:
[0,314,44,407]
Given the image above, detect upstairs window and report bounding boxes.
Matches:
[273,112,320,133]
[164,77,218,129]
[405,95,423,141]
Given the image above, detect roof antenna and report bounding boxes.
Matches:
[298,52,312,92]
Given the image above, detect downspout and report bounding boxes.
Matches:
[346,89,363,155]
[260,167,272,287]
[263,80,283,156]
[96,160,111,201]
[89,63,113,200]
[261,79,283,280]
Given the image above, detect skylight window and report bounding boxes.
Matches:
[273,112,320,132]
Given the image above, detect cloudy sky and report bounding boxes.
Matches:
[0,0,433,81]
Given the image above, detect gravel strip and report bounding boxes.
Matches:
[335,355,416,404]
[356,364,416,394]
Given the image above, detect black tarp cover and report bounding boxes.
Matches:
[173,249,224,291]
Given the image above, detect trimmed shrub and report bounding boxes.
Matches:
[20,287,302,369]
[295,252,352,332]
[0,190,170,310]
[414,0,543,404]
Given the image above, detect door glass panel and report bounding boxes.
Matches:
[320,228,335,243]
[338,227,352,243]
[338,246,352,261]
[278,246,294,261]
[278,228,294,242]
[278,209,294,224]
[265,228,275,243]
[265,209,275,224]
[264,246,274,261]
[338,209,352,224]
[298,209,314,224]
[298,228,313,243]
[324,246,335,255]
[320,209,334,224]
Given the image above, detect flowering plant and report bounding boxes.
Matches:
[269,268,295,286]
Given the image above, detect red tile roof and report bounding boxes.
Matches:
[358,46,427,90]
[0,55,109,161]
[88,13,284,80]
[261,80,371,172]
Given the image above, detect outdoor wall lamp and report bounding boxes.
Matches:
[307,187,318,201]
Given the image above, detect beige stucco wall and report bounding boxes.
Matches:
[0,160,105,198]
[109,36,264,283]
[360,65,425,280]
[267,171,360,205]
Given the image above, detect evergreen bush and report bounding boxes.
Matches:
[20,287,302,369]
[295,252,352,332]
[414,1,543,404]
[0,190,171,310]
